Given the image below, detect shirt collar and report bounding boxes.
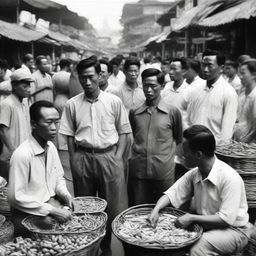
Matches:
[194,156,219,186]
[167,80,189,93]
[83,89,102,103]
[123,81,139,91]
[134,97,169,115]
[30,136,49,156]
[204,75,223,91]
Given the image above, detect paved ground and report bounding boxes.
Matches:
[58,150,124,256]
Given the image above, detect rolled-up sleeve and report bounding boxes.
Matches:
[114,98,132,134]
[164,170,194,208]
[8,152,54,216]
[59,101,75,137]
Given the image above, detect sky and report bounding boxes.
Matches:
[53,0,173,30]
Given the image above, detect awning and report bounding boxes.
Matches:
[171,1,222,32]
[38,37,61,46]
[156,27,171,43]
[48,31,71,42]
[198,0,256,27]
[0,20,47,42]
[22,0,63,10]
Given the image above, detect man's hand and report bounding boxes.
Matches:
[148,209,159,228]
[50,208,72,223]
[63,194,74,210]
[175,213,193,229]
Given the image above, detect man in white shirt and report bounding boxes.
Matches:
[224,60,242,95]
[161,59,171,85]
[187,50,238,145]
[185,59,205,87]
[8,101,73,236]
[149,125,253,256]
[21,54,34,74]
[108,58,125,89]
[99,59,113,92]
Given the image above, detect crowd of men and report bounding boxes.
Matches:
[0,51,255,256]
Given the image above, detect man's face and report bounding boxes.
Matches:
[34,107,60,142]
[240,64,255,87]
[201,55,221,81]
[143,76,162,102]
[182,139,198,169]
[99,64,109,88]
[26,59,34,70]
[185,68,196,82]
[78,66,100,95]
[125,65,139,83]
[13,80,31,98]
[161,64,170,75]
[224,65,236,79]
[0,68,6,81]
[169,61,184,82]
[112,64,119,76]
[38,59,49,73]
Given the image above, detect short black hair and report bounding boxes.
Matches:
[225,60,238,69]
[129,52,137,57]
[187,59,201,74]
[110,58,121,67]
[237,55,251,65]
[22,54,33,63]
[242,59,256,74]
[0,59,8,70]
[183,125,216,157]
[59,58,72,69]
[161,59,170,65]
[171,58,188,70]
[35,55,47,66]
[141,68,165,85]
[202,50,225,66]
[76,55,101,75]
[123,57,140,71]
[144,57,151,64]
[99,59,112,74]
[30,101,55,123]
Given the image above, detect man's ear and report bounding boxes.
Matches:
[219,65,224,74]
[196,151,203,159]
[31,120,37,130]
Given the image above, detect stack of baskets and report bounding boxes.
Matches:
[112,204,203,256]
[216,142,256,207]
[21,196,107,256]
[0,214,14,245]
[0,178,11,216]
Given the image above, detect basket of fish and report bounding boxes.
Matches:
[22,212,107,240]
[73,196,107,214]
[112,204,203,250]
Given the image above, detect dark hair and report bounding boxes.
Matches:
[237,55,251,65]
[202,50,225,66]
[183,125,216,157]
[242,59,256,74]
[154,56,162,62]
[0,59,8,70]
[76,55,101,75]
[141,68,165,85]
[59,58,72,69]
[99,59,112,73]
[35,55,46,66]
[110,58,121,67]
[123,57,140,71]
[22,54,33,63]
[171,58,188,70]
[116,54,124,61]
[30,101,55,123]
[225,60,238,69]
[144,57,151,64]
[187,59,201,74]
[129,52,137,57]
[161,59,170,65]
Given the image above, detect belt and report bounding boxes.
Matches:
[77,145,115,154]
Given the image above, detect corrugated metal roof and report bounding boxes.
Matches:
[0,20,47,42]
[198,0,256,27]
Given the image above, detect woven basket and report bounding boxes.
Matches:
[22,212,107,240]
[65,231,105,256]
[241,238,256,256]
[0,221,14,245]
[0,215,5,228]
[112,204,203,250]
[73,196,107,214]
[0,178,7,191]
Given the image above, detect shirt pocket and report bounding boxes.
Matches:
[101,116,115,131]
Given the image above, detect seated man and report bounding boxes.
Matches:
[149,125,253,256]
[8,101,73,235]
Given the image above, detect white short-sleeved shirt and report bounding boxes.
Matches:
[0,94,31,161]
[110,81,145,113]
[8,137,71,216]
[59,90,132,148]
[187,76,238,144]
[165,157,249,227]
[108,71,125,88]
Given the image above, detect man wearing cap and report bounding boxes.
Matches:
[0,68,33,179]
[59,56,132,256]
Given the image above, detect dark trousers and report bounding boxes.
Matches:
[71,148,128,253]
[128,177,173,207]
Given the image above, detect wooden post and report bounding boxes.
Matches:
[31,42,34,56]
[161,41,165,59]
[16,0,20,23]
[185,30,189,57]
[203,29,206,51]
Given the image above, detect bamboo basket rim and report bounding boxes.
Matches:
[22,212,107,236]
[216,151,256,160]
[73,196,107,214]
[63,231,106,255]
[112,204,203,250]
